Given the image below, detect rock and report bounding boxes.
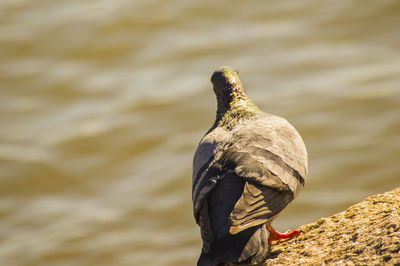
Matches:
[265,187,400,265]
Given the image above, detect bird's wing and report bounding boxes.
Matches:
[192,114,307,248]
[221,115,307,234]
[192,127,232,252]
[192,127,229,222]
[225,115,307,234]
[218,144,298,234]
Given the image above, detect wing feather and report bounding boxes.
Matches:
[192,113,307,248]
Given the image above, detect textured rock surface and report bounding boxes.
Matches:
[266,187,400,265]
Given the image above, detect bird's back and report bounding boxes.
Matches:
[193,113,307,265]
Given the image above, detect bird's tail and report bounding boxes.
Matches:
[197,174,270,266]
[198,224,270,266]
[238,224,270,265]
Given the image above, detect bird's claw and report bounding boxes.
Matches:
[267,225,300,244]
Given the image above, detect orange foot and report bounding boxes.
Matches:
[267,225,300,244]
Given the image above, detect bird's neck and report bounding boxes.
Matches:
[214,84,259,128]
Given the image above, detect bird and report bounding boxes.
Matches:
[192,66,308,265]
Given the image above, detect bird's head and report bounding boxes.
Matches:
[209,66,259,125]
[211,66,252,114]
[211,66,241,99]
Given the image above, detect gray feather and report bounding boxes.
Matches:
[192,67,308,265]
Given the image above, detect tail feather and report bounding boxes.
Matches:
[198,173,270,265]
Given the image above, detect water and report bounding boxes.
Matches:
[1,0,400,265]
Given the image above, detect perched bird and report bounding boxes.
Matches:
[192,67,308,265]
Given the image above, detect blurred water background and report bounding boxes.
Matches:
[1,0,400,265]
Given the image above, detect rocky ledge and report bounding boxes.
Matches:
[266,187,400,265]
